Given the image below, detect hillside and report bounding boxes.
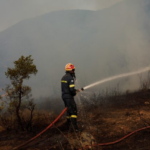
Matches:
[0,89,150,150]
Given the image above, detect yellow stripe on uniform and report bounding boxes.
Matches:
[61,80,67,83]
[71,115,77,118]
[69,84,75,88]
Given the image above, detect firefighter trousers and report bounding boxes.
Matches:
[63,98,78,129]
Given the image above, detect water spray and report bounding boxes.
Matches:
[80,66,150,91]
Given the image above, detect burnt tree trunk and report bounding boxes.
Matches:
[16,87,24,131]
[26,106,35,132]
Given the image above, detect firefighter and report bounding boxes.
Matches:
[61,63,81,131]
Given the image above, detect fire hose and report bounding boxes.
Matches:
[13,106,150,150]
[78,125,150,150]
[13,86,150,149]
[13,107,67,150]
[13,89,85,149]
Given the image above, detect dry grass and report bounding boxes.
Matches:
[0,90,150,149]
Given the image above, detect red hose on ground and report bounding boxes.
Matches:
[13,107,150,150]
[13,107,67,150]
[78,125,150,150]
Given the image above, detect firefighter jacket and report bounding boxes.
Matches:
[61,72,77,99]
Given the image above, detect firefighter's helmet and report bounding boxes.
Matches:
[65,63,75,71]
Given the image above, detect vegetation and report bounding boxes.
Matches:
[4,55,38,131]
[0,56,150,149]
[0,88,150,150]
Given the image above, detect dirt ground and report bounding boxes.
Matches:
[0,90,150,150]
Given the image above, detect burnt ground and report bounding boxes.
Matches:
[0,90,150,150]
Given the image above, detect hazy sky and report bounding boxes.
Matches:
[0,0,123,32]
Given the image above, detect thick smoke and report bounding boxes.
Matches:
[0,0,150,98]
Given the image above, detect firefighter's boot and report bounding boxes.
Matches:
[71,118,79,131]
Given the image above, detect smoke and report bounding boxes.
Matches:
[92,0,124,10]
[0,0,150,98]
[0,0,123,32]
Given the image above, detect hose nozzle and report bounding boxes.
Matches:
[81,87,84,91]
